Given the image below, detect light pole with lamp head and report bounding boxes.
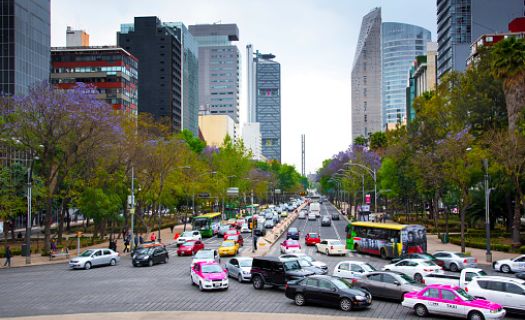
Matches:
[345,162,377,213]
[178,166,192,234]
[25,146,41,264]
[483,159,492,262]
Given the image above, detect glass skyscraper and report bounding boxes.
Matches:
[0,0,50,95]
[381,22,431,128]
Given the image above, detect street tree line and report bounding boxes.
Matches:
[0,82,307,253]
[317,37,525,251]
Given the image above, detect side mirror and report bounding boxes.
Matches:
[394,281,400,286]
[331,287,337,292]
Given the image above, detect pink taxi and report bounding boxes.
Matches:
[190,261,229,291]
[280,239,301,254]
[402,284,505,320]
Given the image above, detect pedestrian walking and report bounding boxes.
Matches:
[123,235,130,253]
[139,234,144,244]
[150,232,156,242]
[134,234,139,247]
[3,245,12,268]
[169,225,175,234]
[50,239,57,253]
[253,234,258,252]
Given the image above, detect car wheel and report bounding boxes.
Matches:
[110,259,117,266]
[500,264,511,273]
[400,292,408,302]
[177,253,181,257]
[252,275,264,290]
[84,262,92,270]
[414,273,423,283]
[148,259,153,267]
[325,249,329,255]
[294,293,306,306]
[237,273,243,283]
[199,281,204,291]
[339,298,352,311]
[468,311,484,320]
[450,263,459,272]
[414,304,428,317]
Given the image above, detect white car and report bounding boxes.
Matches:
[279,253,328,270]
[240,223,251,233]
[190,248,220,269]
[307,213,316,220]
[176,230,202,245]
[492,254,525,273]
[69,248,120,270]
[466,276,525,313]
[298,211,306,219]
[333,260,377,279]
[382,259,443,282]
[316,239,346,256]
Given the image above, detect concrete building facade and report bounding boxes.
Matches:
[351,7,382,141]
[0,0,50,96]
[436,0,524,81]
[242,122,263,161]
[66,26,89,47]
[189,24,240,128]
[382,22,431,127]
[198,114,235,147]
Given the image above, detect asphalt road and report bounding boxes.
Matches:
[0,203,520,319]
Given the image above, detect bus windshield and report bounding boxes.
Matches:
[192,218,208,230]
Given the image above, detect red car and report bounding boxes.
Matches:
[223,229,240,240]
[225,234,244,246]
[177,240,205,256]
[305,232,321,246]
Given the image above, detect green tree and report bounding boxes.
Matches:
[353,135,367,146]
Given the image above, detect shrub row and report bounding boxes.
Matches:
[447,236,525,253]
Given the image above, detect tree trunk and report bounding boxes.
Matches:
[44,197,53,253]
[512,193,522,248]
[432,192,440,236]
[504,75,525,133]
[57,199,66,244]
[505,192,514,232]
[460,199,466,254]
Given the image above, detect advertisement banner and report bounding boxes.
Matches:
[365,194,371,204]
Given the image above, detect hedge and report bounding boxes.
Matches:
[447,236,513,253]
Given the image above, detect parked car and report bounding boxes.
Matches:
[176,231,202,246]
[307,213,316,220]
[423,268,487,287]
[191,248,220,269]
[402,284,505,319]
[176,240,204,256]
[333,261,377,279]
[466,276,525,314]
[356,271,424,301]
[225,257,253,283]
[305,232,321,246]
[321,215,331,226]
[280,253,328,270]
[285,275,372,311]
[225,234,244,247]
[286,227,300,240]
[492,254,525,273]
[280,239,301,254]
[69,248,120,270]
[391,253,444,267]
[382,259,443,282]
[132,245,169,267]
[316,239,346,256]
[190,261,228,291]
[218,240,240,257]
[250,256,314,290]
[280,257,327,275]
[331,212,340,220]
[433,251,477,272]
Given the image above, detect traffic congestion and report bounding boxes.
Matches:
[59,199,525,319]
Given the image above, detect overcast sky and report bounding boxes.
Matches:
[51,0,437,174]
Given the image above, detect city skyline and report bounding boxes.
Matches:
[50,0,438,174]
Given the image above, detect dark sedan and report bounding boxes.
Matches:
[132,246,169,267]
[321,215,331,226]
[355,271,424,301]
[390,253,444,267]
[285,275,372,311]
[331,212,340,220]
[286,227,300,240]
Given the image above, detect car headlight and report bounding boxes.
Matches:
[355,295,367,301]
[490,309,501,314]
[143,255,150,260]
[242,271,250,274]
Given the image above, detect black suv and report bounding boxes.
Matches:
[286,227,300,240]
[251,256,314,289]
[132,245,169,267]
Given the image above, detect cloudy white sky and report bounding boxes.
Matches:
[51,0,437,174]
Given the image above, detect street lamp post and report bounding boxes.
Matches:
[483,159,492,262]
[25,150,38,265]
[345,162,377,213]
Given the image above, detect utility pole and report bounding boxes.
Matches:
[301,134,305,176]
[484,159,492,262]
[130,167,135,250]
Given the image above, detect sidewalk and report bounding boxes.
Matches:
[0,224,189,269]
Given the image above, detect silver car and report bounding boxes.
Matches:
[433,251,477,272]
[356,271,424,301]
[69,248,120,270]
[225,257,253,282]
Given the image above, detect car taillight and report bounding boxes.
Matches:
[421,279,425,284]
[464,259,467,263]
[474,259,477,263]
[285,283,288,289]
[330,246,334,249]
[465,287,468,292]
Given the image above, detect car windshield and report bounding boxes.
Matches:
[226,230,237,235]
[478,271,488,276]
[363,263,377,271]
[135,248,153,255]
[288,228,298,233]
[286,240,299,246]
[283,260,301,271]
[455,253,467,258]
[399,273,417,283]
[418,253,435,260]
[195,250,213,259]
[222,242,235,247]
[202,264,223,273]
[308,233,319,238]
[421,261,437,266]
[239,260,252,268]
[298,259,313,267]
[332,278,353,289]
[80,250,94,257]
[456,288,475,301]
[228,235,239,241]
[181,232,194,237]
[302,255,314,262]
[193,218,208,229]
[182,242,195,247]
[330,241,343,246]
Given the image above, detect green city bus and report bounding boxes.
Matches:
[191,212,222,237]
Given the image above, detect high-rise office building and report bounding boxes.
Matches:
[117,17,199,136]
[382,22,431,129]
[50,46,138,115]
[351,7,382,141]
[247,49,281,162]
[0,0,50,96]
[66,26,89,47]
[437,0,524,81]
[189,24,240,129]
